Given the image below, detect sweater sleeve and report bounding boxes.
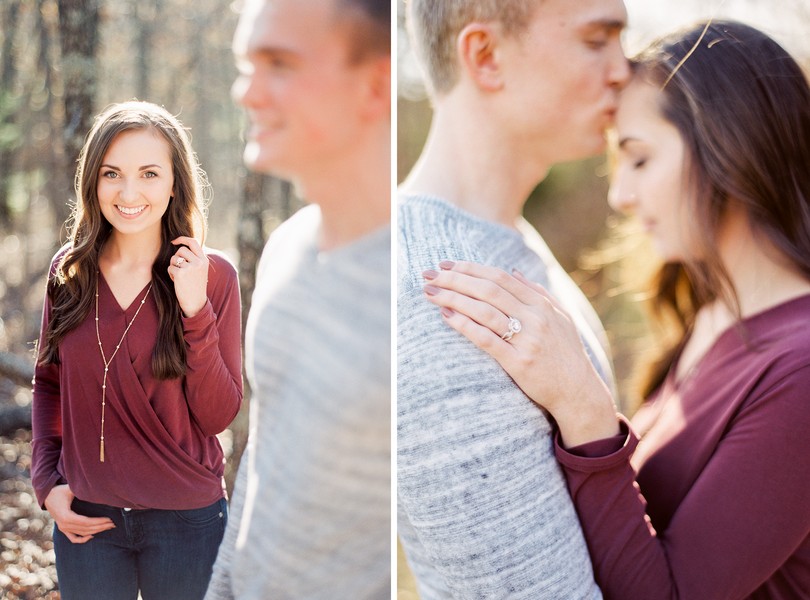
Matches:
[182,253,243,436]
[397,287,601,600]
[557,366,810,600]
[30,286,65,508]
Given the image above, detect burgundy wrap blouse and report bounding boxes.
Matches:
[31,249,242,510]
[557,294,810,600]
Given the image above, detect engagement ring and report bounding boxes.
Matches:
[501,316,522,341]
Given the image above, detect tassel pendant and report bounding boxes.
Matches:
[95,280,152,464]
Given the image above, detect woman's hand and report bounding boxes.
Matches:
[44,485,115,544]
[422,260,620,447]
[168,236,209,318]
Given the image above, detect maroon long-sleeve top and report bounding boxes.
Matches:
[557,294,810,599]
[31,249,243,510]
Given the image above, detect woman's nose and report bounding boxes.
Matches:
[608,182,637,215]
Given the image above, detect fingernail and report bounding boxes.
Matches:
[423,284,440,296]
[439,260,455,270]
[440,307,454,318]
[422,269,439,280]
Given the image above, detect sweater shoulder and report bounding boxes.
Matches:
[397,196,522,294]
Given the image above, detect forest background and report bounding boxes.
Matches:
[0,0,807,598]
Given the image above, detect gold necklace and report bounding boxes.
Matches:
[94,277,153,462]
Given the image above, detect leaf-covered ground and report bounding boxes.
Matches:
[0,431,59,599]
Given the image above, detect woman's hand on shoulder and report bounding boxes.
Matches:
[44,484,115,544]
[168,236,209,318]
[422,260,620,447]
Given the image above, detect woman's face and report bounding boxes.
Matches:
[96,128,174,241]
[609,79,698,262]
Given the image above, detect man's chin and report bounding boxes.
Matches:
[243,144,283,176]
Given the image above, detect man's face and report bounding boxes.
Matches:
[496,0,630,165]
[232,0,370,179]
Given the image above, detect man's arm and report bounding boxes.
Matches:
[397,287,602,599]
[204,446,250,600]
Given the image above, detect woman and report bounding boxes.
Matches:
[421,21,810,599]
[32,101,243,599]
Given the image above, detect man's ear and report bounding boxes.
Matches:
[359,54,391,120]
[457,23,504,91]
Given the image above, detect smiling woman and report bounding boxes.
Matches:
[31,101,243,600]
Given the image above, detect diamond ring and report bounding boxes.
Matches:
[501,316,522,341]
[175,257,185,267]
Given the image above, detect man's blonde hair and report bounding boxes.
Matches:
[406,0,540,95]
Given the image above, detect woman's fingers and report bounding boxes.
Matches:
[171,236,203,257]
[438,260,544,307]
[424,267,526,320]
[60,513,115,536]
[438,307,517,363]
[65,514,115,533]
[424,282,511,336]
[424,263,560,343]
[169,237,206,273]
[167,240,209,317]
[63,531,94,544]
[57,512,115,544]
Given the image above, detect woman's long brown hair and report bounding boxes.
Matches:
[632,21,810,398]
[38,101,208,380]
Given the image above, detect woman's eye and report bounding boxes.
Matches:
[102,171,119,179]
[633,158,647,169]
[144,171,158,178]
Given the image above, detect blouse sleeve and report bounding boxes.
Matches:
[556,367,810,600]
[181,253,243,436]
[31,283,65,508]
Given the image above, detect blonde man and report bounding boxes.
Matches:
[398,0,629,597]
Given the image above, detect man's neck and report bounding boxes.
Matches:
[291,124,391,252]
[400,95,550,228]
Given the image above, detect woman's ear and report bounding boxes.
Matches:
[457,23,504,92]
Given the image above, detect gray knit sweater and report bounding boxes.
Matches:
[397,194,610,599]
[206,205,391,599]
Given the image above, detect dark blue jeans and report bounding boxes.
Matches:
[53,497,227,600]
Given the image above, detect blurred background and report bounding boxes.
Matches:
[397,0,810,597]
[0,1,303,597]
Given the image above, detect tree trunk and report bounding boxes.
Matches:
[56,0,100,225]
[0,1,21,224]
[224,172,296,494]
[135,0,158,99]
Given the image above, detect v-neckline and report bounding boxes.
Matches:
[98,271,153,314]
